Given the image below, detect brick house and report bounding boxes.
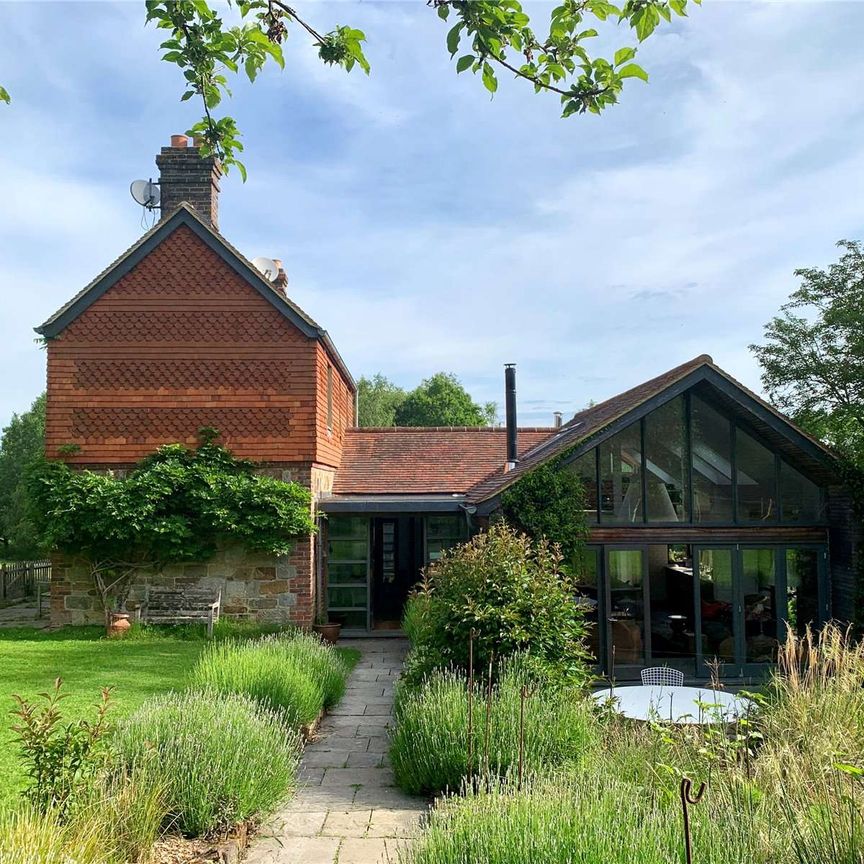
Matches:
[38,136,856,679]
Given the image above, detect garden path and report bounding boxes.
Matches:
[245,638,427,864]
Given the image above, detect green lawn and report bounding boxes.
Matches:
[0,625,361,813]
[0,626,208,811]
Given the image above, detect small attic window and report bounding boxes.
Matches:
[327,364,334,431]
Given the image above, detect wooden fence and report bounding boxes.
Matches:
[1,560,51,602]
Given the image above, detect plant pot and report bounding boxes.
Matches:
[107,612,132,639]
[312,622,341,644]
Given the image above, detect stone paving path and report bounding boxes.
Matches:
[245,638,427,864]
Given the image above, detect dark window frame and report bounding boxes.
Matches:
[571,391,827,528]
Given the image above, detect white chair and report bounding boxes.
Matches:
[641,666,685,687]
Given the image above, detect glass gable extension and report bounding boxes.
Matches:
[576,394,826,526]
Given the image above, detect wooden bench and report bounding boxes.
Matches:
[140,587,222,637]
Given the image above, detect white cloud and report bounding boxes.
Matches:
[2,0,864,428]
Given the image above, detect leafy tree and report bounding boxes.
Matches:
[27,430,314,617]
[395,372,496,427]
[750,240,864,462]
[0,393,47,560]
[1,1,700,176]
[356,374,407,427]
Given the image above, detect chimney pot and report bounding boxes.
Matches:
[170,134,189,148]
[554,411,563,428]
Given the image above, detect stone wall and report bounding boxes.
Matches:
[50,536,315,628]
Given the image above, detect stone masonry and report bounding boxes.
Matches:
[50,536,315,628]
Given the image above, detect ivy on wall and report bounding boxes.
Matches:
[27,429,315,615]
[498,453,589,571]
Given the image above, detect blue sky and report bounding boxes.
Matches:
[2,1,864,429]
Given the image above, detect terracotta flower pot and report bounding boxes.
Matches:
[312,622,341,645]
[107,612,132,639]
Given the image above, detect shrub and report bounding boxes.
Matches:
[390,656,597,796]
[114,690,300,836]
[278,632,350,709]
[402,523,591,689]
[190,633,349,728]
[11,677,112,816]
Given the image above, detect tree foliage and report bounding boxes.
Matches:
[356,374,407,427]
[750,240,864,463]
[498,454,589,567]
[395,372,496,427]
[1,1,700,176]
[27,430,314,612]
[357,371,495,427]
[0,393,47,560]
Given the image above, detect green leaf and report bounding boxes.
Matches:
[0,85,10,105]
[632,6,660,41]
[482,62,497,94]
[456,54,475,74]
[446,23,462,56]
[617,62,648,82]
[437,3,450,20]
[614,46,637,66]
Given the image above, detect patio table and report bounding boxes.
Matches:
[591,684,751,724]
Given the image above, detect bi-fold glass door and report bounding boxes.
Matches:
[693,544,826,676]
[600,543,827,679]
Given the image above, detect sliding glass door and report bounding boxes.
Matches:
[598,542,826,679]
[693,544,825,676]
[606,548,647,676]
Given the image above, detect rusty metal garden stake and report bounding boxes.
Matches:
[679,776,706,864]
[517,684,527,791]
[467,629,475,778]
[483,655,494,780]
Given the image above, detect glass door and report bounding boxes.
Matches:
[741,548,779,670]
[606,548,647,678]
[646,544,697,676]
[694,546,740,676]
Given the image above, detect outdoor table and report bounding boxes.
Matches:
[591,684,751,724]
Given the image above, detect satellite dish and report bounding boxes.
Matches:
[130,179,160,209]
[251,256,280,281]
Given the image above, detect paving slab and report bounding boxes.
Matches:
[244,638,427,864]
[336,837,389,864]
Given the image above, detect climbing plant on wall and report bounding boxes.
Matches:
[27,429,315,616]
[498,453,589,570]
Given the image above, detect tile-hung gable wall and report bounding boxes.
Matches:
[45,224,322,465]
[44,222,352,628]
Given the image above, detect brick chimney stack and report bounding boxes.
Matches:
[155,134,222,230]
